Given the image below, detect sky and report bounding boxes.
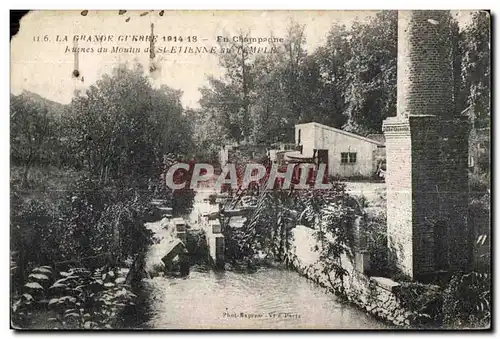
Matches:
[10,10,474,109]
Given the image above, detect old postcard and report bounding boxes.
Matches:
[10,10,491,330]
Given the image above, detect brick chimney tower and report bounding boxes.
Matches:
[382,10,472,280]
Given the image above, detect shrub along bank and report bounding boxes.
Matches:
[285,211,490,329]
[10,63,197,329]
[221,182,490,329]
[10,174,158,329]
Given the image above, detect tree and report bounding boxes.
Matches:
[342,11,397,134]
[199,76,246,143]
[250,50,292,143]
[280,21,307,128]
[200,31,257,143]
[10,93,57,186]
[67,63,194,187]
[460,11,491,127]
[304,23,352,128]
[250,21,322,143]
[185,107,228,162]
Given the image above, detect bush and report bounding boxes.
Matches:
[469,191,491,272]
[396,282,443,326]
[365,215,388,276]
[442,271,491,328]
[11,266,137,329]
[295,182,358,291]
[11,191,78,287]
[11,174,155,296]
[469,171,490,196]
[55,175,155,264]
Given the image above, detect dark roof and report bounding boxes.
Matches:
[366,134,386,144]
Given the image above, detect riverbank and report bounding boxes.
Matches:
[128,186,445,329]
[286,225,444,328]
[124,187,392,329]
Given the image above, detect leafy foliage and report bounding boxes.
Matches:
[10,174,155,288]
[223,181,358,291]
[12,266,137,329]
[10,93,61,186]
[459,11,491,126]
[67,63,194,186]
[304,185,358,292]
[341,11,397,134]
[396,282,443,326]
[364,208,389,276]
[10,62,196,328]
[442,271,491,328]
[198,10,489,148]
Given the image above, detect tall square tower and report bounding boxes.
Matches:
[383,11,472,280]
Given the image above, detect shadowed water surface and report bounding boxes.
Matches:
[139,266,390,329]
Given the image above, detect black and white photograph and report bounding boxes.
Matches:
[9,9,491,330]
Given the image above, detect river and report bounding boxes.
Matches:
[132,188,389,329]
[137,265,389,329]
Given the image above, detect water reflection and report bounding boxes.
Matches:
[140,265,390,329]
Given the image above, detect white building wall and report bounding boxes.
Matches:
[295,124,316,156]
[295,123,379,178]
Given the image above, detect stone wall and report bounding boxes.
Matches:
[288,226,440,327]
